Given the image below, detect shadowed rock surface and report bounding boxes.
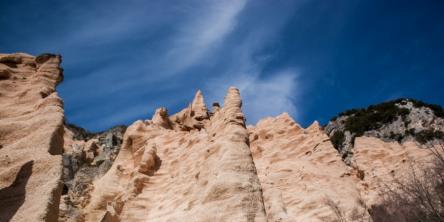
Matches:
[59,124,126,221]
[0,161,33,222]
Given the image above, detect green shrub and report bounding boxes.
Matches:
[329,98,444,147]
[333,98,444,123]
[331,131,345,150]
[343,102,410,137]
[415,129,444,144]
[389,132,403,143]
[409,99,444,118]
[338,108,362,117]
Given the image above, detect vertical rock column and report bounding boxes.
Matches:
[204,87,267,221]
[0,53,64,222]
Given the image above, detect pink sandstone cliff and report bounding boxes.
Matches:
[83,88,267,221]
[248,115,369,221]
[0,53,64,222]
[0,53,439,221]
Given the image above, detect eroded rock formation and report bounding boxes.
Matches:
[82,88,267,221]
[0,53,64,222]
[0,53,442,221]
[248,115,369,221]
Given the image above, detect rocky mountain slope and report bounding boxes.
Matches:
[0,53,443,222]
[59,124,126,221]
[325,99,444,163]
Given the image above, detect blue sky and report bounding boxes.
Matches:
[1,0,443,132]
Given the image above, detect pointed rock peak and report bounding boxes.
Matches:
[191,90,207,112]
[275,112,302,129]
[152,107,172,129]
[306,120,322,133]
[224,87,242,109]
[190,90,209,122]
[312,120,320,127]
[153,107,168,118]
[168,91,210,131]
[219,87,245,126]
[276,112,294,121]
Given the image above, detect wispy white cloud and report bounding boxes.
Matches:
[53,0,303,130]
[162,0,247,74]
[239,70,299,123]
[202,1,302,124]
[59,0,249,92]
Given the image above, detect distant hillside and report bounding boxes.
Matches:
[325,98,444,163]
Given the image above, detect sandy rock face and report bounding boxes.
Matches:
[0,53,64,222]
[248,115,369,221]
[351,137,435,207]
[63,88,438,222]
[82,87,267,221]
[1,52,441,222]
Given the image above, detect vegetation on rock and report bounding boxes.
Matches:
[414,129,444,144]
[331,131,345,150]
[327,98,444,152]
[343,103,410,137]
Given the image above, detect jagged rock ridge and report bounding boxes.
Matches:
[81,88,267,221]
[0,53,442,222]
[248,116,369,221]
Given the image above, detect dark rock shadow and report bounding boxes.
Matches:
[145,155,162,176]
[154,155,162,172]
[0,161,33,222]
